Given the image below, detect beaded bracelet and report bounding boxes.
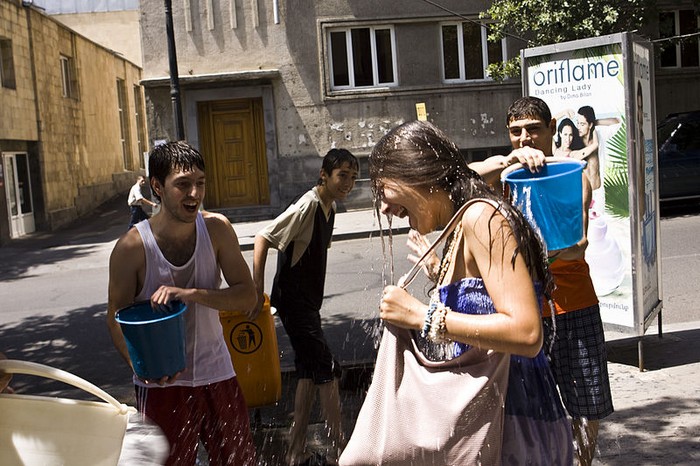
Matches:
[421,300,439,338]
[428,303,451,343]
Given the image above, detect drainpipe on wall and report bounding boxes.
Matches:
[164,0,185,141]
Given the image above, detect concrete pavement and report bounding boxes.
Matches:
[234,204,409,251]
[0,194,408,253]
[595,323,700,465]
[2,194,699,465]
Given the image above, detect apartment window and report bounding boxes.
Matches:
[659,10,700,68]
[441,22,505,82]
[133,85,147,169]
[0,38,16,89]
[117,79,132,170]
[60,55,78,98]
[328,26,397,90]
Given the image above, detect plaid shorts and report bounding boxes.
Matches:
[543,304,614,420]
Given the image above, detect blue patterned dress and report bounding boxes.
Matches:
[434,277,574,465]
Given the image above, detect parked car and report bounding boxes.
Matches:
[657,110,700,203]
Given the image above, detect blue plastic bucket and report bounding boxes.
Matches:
[115,301,187,380]
[503,160,585,251]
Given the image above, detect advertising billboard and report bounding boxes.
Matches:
[522,33,662,335]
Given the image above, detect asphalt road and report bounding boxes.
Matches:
[1,202,699,404]
[656,201,700,324]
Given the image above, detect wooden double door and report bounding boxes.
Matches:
[197,98,269,208]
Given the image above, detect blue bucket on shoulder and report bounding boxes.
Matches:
[503,160,585,251]
[115,301,187,380]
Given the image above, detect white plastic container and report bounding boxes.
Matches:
[585,213,625,296]
[0,360,136,466]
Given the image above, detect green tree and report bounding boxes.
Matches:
[481,0,656,80]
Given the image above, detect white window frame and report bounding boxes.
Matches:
[133,85,147,169]
[60,55,73,97]
[328,25,398,91]
[659,9,700,69]
[440,21,506,83]
[116,78,132,170]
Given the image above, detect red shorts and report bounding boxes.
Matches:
[136,377,256,465]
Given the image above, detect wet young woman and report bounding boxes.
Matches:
[341,121,572,465]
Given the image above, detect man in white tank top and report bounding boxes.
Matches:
[107,141,258,465]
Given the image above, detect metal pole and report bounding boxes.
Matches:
[164,0,185,141]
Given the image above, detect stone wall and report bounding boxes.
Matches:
[0,0,38,142]
[0,1,146,241]
[30,9,145,226]
[138,0,518,214]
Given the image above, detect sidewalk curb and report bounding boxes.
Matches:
[238,226,411,252]
[604,319,700,341]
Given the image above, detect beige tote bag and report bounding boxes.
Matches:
[340,200,511,466]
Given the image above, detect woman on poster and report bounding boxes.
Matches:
[555,107,620,212]
[553,117,585,157]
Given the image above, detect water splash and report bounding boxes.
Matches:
[376,208,395,287]
[546,298,558,358]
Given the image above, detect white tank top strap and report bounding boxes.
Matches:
[193,212,220,289]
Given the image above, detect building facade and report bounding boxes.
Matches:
[139,0,522,219]
[132,1,700,220]
[652,1,700,119]
[0,0,147,244]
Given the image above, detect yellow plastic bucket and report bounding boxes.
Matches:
[219,294,282,407]
[0,360,136,466]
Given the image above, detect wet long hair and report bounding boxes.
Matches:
[148,141,206,202]
[370,120,553,296]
